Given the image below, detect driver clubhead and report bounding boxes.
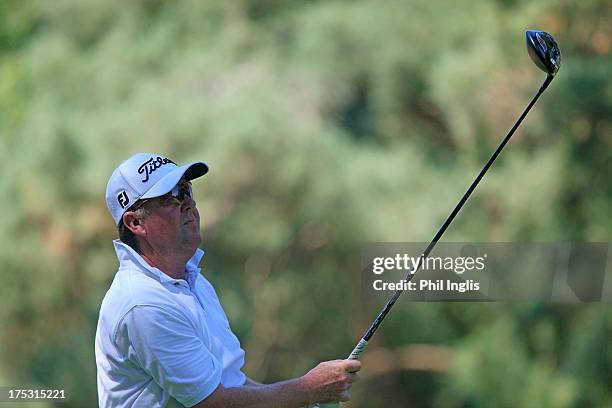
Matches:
[526,30,561,76]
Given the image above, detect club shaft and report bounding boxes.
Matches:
[309,77,553,408]
[350,75,553,355]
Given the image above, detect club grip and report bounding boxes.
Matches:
[347,338,368,360]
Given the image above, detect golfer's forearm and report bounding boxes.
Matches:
[194,378,311,408]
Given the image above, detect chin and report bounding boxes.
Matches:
[191,232,202,248]
[179,230,201,252]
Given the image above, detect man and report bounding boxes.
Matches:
[96,153,361,407]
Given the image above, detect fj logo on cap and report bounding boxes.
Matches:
[138,157,176,183]
[117,191,130,208]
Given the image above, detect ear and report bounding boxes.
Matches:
[122,211,147,238]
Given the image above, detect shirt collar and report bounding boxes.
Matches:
[113,239,204,284]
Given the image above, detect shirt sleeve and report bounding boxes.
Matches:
[121,305,222,407]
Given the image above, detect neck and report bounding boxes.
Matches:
[139,246,192,280]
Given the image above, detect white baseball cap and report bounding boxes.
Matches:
[106,153,209,225]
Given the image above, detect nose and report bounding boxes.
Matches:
[180,194,196,212]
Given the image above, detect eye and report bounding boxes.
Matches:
[158,192,180,207]
[178,184,192,201]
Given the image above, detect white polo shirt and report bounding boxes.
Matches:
[95,240,246,407]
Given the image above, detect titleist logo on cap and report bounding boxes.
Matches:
[138,157,176,183]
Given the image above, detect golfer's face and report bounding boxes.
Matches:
[145,180,201,252]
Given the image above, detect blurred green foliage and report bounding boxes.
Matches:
[0,0,610,407]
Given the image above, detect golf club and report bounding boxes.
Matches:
[307,29,561,408]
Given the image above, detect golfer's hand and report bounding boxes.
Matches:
[300,359,361,404]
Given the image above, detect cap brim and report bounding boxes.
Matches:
[141,161,209,199]
[184,162,209,181]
